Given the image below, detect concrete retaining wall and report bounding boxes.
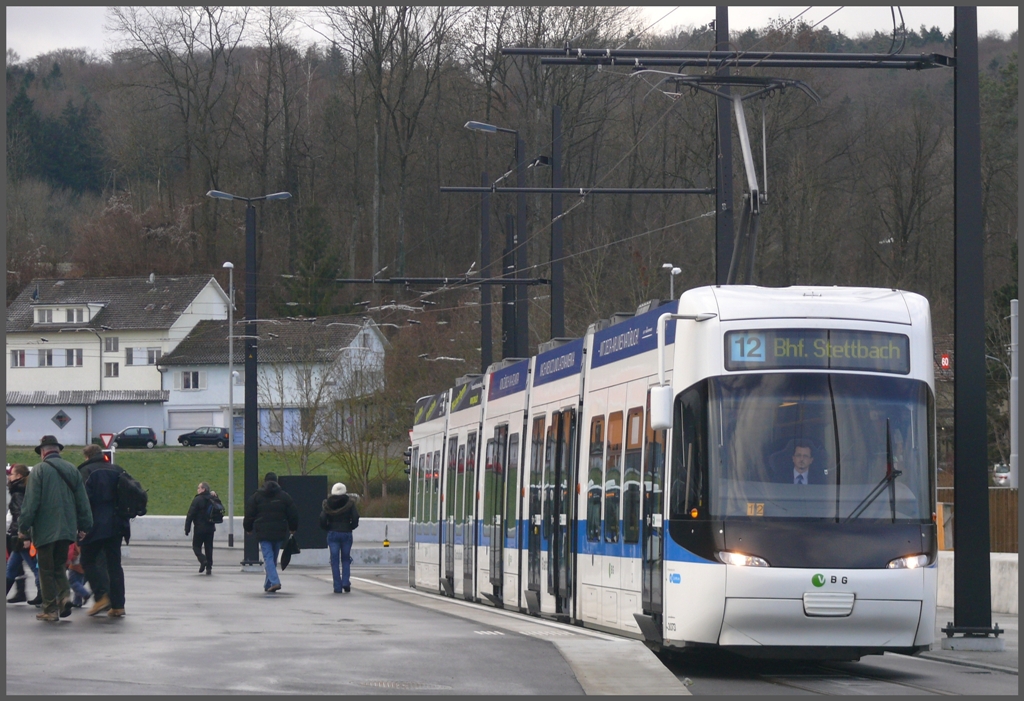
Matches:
[937,551,1018,614]
[128,515,407,545]
[127,516,409,566]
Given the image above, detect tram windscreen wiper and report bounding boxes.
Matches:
[844,419,901,522]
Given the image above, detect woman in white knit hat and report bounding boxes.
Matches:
[319,483,359,593]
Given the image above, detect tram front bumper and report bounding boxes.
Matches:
[718,596,922,648]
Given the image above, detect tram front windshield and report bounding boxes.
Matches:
[674,373,934,522]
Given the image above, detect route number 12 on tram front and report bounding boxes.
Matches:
[731,333,766,363]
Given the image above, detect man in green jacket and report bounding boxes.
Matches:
[18,436,93,622]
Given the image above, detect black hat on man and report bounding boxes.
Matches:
[34,435,64,455]
[264,472,278,484]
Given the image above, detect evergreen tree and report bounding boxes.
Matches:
[277,204,346,317]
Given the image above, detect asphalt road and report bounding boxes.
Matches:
[6,542,1015,696]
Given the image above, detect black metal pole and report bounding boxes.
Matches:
[480,172,492,372]
[243,202,260,565]
[516,135,529,358]
[952,6,992,632]
[715,6,735,285]
[551,105,565,338]
[502,214,516,359]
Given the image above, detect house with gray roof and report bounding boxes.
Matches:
[157,316,386,446]
[6,274,229,446]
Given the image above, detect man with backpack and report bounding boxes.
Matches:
[77,444,138,618]
[185,482,223,575]
[17,436,93,622]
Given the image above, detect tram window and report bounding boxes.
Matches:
[483,439,496,524]
[604,411,623,543]
[409,447,419,522]
[543,420,557,540]
[432,451,441,526]
[529,417,545,537]
[505,434,520,542]
[417,454,426,533]
[446,437,459,520]
[623,407,643,544]
[455,445,466,524]
[558,411,575,524]
[464,432,478,524]
[670,383,707,522]
[643,400,667,522]
[587,416,605,542]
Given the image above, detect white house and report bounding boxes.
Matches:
[6,274,229,446]
[157,316,387,446]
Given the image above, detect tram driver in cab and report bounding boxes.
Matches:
[771,439,827,485]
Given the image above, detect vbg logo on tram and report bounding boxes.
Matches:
[812,573,849,587]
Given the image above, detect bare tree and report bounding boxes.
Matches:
[106,6,250,267]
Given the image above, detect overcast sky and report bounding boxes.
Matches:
[6,6,1019,63]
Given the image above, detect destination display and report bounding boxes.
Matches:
[724,329,910,374]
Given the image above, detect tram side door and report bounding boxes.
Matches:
[641,402,666,615]
[553,409,577,616]
[489,424,508,594]
[526,416,545,612]
[462,431,478,601]
[443,435,459,595]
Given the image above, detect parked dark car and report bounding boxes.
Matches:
[113,426,158,449]
[178,426,230,448]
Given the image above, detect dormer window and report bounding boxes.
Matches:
[65,308,85,323]
[36,309,53,323]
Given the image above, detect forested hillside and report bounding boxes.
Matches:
[5,7,1017,460]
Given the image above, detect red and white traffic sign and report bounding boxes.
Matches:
[940,353,950,370]
[100,433,114,448]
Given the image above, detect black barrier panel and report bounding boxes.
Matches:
[278,475,328,550]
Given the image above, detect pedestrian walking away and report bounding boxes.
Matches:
[243,472,298,593]
[17,436,93,622]
[319,482,360,594]
[185,482,222,575]
[6,464,41,606]
[77,444,131,618]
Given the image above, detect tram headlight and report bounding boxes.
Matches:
[716,551,770,567]
[886,554,930,569]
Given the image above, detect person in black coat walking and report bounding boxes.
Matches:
[185,483,222,575]
[243,473,298,593]
[77,444,131,618]
[319,483,360,593]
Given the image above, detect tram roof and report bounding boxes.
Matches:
[705,286,914,325]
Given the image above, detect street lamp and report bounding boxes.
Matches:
[662,263,682,300]
[222,261,236,547]
[465,120,528,358]
[207,190,291,566]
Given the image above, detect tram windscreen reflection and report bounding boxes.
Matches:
[707,374,933,522]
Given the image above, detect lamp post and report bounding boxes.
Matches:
[465,120,528,357]
[222,261,236,547]
[207,190,291,566]
[662,263,681,300]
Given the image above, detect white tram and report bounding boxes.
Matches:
[409,286,937,659]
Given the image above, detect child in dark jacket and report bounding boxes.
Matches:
[319,483,359,593]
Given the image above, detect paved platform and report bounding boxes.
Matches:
[920,606,1018,674]
[6,542,688,696]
